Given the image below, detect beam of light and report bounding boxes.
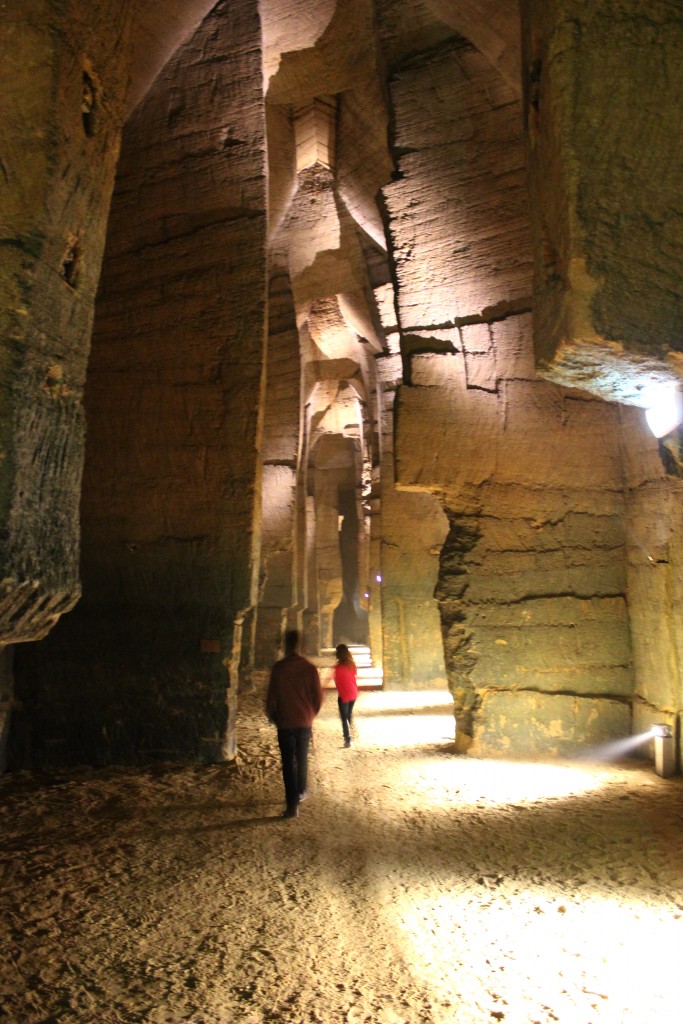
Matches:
[574,730,655,764]
[643,382,683,437]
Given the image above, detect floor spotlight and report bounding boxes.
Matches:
[652,723,676,778]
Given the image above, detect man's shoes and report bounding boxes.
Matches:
[282,805,299,819]
[344,738,352,748]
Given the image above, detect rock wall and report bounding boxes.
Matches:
[253,269,301,669]
[11,0,267,767]
[380,483,449,689]
[523,0,683,404]
[376,349,448,689]
[382,33,633,752]
[259,12,390,661]
[520,0,683,761]
[0,1,132,647]
[620,406,683,769]
[398,365,633,754]
[375,33,535,698]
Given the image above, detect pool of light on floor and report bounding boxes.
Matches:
[350,691,609,801]
[353,689,456,749]
[384,886,681,1024]
[396,756,606,804]
[319,688,679,1022]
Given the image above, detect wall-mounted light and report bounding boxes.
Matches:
[375,573,382,583]
[644,384,683,438]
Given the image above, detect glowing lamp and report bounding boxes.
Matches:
[644,384,683,438]
[652,723,676,778]
[375,573,382,583]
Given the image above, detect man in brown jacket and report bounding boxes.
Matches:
[266,630,323,818]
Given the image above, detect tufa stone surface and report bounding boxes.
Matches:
[470,690,632,758]
[12,0,267,767]
[523,0,683,404]
[0,0,133,644]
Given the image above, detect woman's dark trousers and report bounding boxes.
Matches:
[277,727,312,810]
[337,698,356,744]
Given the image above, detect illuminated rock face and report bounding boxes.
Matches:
[523,0,683,404]
[11,0,267,765]
[472,691,632,759]
[383,30,639,754]
[2,0,683,767]
[0,2,132,647]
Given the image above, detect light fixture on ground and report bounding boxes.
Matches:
[652,723,676,778]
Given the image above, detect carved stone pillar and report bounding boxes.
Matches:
[0,1,133,644]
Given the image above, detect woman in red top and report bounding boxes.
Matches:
[333,643,358,748]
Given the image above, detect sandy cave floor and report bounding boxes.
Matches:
[1,686,683,1024]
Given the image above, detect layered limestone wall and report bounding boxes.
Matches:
[380,483,449,689]
[11,0,267,767]
[620,407,683,771]
[375,32,535,698]
[0,1,133,646]
[383,33,633,752]
[254,270,302,669]
[519,0,683,761]
[375,346,448,690]
[523,0,683,404]
[398,357,632,755]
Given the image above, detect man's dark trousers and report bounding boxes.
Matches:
[277,727,312,811]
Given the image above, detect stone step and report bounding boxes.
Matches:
[320,646,373,666]
[315,646,382,689]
